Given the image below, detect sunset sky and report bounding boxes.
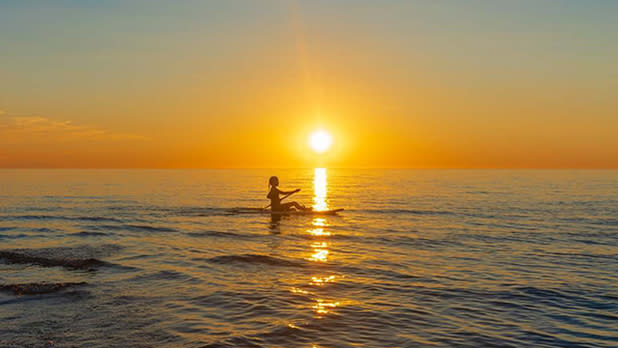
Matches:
[1,1,617,168]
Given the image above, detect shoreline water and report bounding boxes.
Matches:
[1,169,617,347]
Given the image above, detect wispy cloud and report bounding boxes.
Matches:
[0,112,149,143]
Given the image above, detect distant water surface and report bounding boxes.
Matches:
[1,169,617,347]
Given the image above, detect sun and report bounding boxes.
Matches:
[309,130,333,154]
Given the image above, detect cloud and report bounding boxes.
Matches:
[0,113,149,143]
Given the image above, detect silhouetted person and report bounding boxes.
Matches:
[267,176,308,212]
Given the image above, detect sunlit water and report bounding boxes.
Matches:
[1,169,617,348]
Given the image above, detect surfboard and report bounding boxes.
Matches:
[269,208,344,216]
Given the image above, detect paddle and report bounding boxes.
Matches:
[263,189,299,210]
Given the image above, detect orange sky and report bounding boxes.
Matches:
[1,1,617,168]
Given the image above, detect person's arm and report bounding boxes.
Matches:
[279,188,301,195]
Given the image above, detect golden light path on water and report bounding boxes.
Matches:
[309,169,329,263]
[312,168,328,212]
[308,168,340,319]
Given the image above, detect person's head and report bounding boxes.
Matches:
[268,176,279,188]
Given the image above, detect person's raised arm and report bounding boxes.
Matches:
[279,188,301,195]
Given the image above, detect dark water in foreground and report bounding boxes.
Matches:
[1,169,617,348]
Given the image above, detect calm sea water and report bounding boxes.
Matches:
[1,169,617,348]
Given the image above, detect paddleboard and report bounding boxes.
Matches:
[269,208,344,216]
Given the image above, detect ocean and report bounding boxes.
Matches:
[1,169,617,347]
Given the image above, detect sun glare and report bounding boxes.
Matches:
[309,130,333,154]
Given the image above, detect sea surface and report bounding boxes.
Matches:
[1,169,617,348]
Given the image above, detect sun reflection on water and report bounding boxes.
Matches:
[312,218,327,227]
[313,299,340,316]
[313,168,328,211]
[311,241,328,248]
[299,169,342,320]
[308,216,331,262]
[307,227,331,237]
[290,287,309,294]
[309,249,329,262]
[311,275,336,285]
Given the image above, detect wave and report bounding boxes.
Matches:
[71,231,109,237]
[0,233,45,240]
[358,208,455,216]
[125,224,176,232]
[559,216,618,227]
[0,250,106,269]
[147,206,291,217]
[0,245,121,270]
[3,214,124,223]
[77,216,124,222]
[84,224,176,233]
[205,254,305,268]
[172,207,239,216]
[42,195,105,199]
[125,270,201,284]
[546,251,618,261]
[33,227,55,232]
[171,207,267,217]
[186,230,258,239]
[0,282,87,295]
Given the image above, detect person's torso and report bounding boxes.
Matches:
[268,188,281,206]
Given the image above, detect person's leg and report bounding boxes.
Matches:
[289,201,309,211]
[279,202,295,211]
[280,202,307,211]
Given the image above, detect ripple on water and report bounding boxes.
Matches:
[205,254,306,268]
[0,282,88,296]
[1,169,617,348]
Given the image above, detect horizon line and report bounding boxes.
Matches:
[1,167,617,170]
